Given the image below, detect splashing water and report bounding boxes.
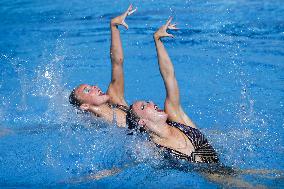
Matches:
[0,0,283,188]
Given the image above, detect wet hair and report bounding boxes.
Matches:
[126,104,146,133]
[69,89,82,108]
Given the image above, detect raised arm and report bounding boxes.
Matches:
[154,18,197,128]
[106,5,137,106]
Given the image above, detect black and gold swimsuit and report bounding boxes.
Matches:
[157,120,219,164]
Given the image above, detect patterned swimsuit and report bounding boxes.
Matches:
[157,120,219,164]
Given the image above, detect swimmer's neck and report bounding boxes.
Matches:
[147,121,172,139]
[148,122,183,143]
[88,103,110,117]
[88,103,126,127]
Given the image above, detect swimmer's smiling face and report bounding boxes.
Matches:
[75,84,110,108]
[132,101,168,126]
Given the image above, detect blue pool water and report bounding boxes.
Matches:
[0,0,283,188]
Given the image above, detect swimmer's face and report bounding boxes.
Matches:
[132,101,168,125]
[75,84,110,108]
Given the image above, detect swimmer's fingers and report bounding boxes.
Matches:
[127,5,137,16]
[163,18,176,37]
[165,32,174,38]
[121,4,132,19]
[121,21,129,30]
[165,17,173,28]
[111,4,137,29]
[166,23,178,37]
[124,4,133,16]
[154,28,174,39]
[121,5,137,29]
[168,23,179,30]
[154,17,178,39]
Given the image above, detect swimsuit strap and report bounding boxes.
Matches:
[166,120,200,149]
[107,103,129,126]
[108,103,129,113]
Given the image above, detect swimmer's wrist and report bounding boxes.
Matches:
[154,33,160,41]
[110,20,118,27]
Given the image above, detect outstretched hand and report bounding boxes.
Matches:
[154,17,178,40]
[111,5,137,29]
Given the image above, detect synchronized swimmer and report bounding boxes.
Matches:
[69,5,136,127]
[126,17,219,163]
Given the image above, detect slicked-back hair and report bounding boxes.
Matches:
[69,89,82,108]
[126,105,146,133]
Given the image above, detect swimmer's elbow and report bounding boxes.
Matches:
[111,55,124,65]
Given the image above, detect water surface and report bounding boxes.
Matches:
[0,0,283,188]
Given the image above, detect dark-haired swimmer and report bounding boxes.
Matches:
[69,5,137,127]
[124,19,274,188]
[126,17,219,164]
